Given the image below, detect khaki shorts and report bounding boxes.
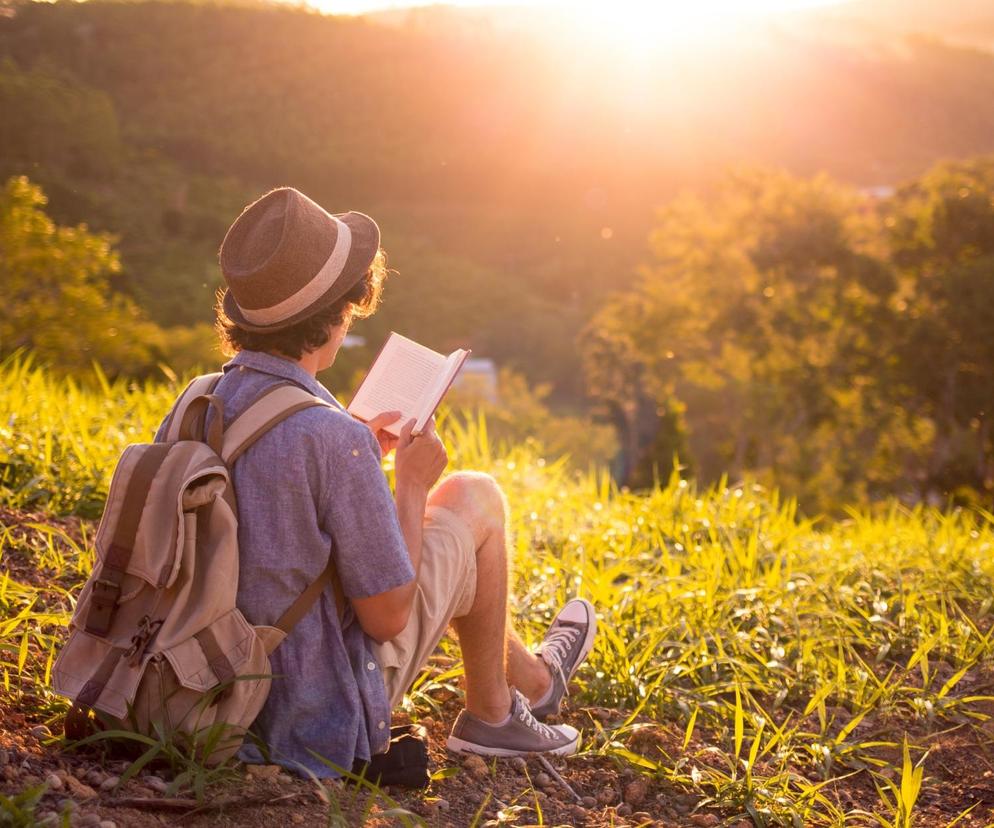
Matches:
[373,505,477,707]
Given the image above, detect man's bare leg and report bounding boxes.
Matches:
[428,473,552,722]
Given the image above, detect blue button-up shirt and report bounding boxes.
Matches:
[155,350,414,777]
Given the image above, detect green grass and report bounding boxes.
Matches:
[2,358,994,825]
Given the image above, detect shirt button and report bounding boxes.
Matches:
[238,365,245,372]
[351,449,360,457]
[377,721,386,730]
[366,661,376,671]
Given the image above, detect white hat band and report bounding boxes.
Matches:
[238,217,353,326]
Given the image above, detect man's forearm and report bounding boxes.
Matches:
[395,478,428,584]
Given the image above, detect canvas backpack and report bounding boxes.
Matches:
[52,373,344,764]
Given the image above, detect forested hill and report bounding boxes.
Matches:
[3,0,994,394]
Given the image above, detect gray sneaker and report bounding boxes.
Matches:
[447,689,580,757]
[530,598,597,720]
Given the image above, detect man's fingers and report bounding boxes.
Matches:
[366,410,402,432]
[422,416,437,436]
[397,418,417,448]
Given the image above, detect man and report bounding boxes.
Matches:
[159,187,597,778]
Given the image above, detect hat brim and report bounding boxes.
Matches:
[221,211,380,333]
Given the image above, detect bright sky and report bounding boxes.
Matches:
[316,0,850,51]
[324,0,845,15]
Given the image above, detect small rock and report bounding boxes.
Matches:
[462,754,488,780]
[534,772,552,787]
[30,725,52,740]
[58,798,77,813]
[434,798,450,812]
[633,813,652,823]
[37,812,59,828]
[581,796,597,808]
[22,774,41,787]
[76,813,103,827]
[2,765,19,782]
[246,764,282,780]
[624,777,648,807]
[291,815,305,825]
[45,772,64,791]
[85,769,107,787]
[571,804,588,822]
[510,756,527,774]
[690,814,720,827]
[597,787,618,805]
[616,803,633,817]
[277,774,294,785]
[144,775,168,794]
[100,776,120,792]
[99,822,117,828]
[64,775,98,800]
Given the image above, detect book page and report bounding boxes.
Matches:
[414,349,470,430]
[348,333,446,436]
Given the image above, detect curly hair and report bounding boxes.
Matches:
[216,249,388,359]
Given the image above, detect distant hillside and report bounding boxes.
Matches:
[2,0,994,397]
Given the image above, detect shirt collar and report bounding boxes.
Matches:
[224,350,345,410]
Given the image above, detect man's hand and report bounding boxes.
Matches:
[363,411,402,456]
[395,417,447,492]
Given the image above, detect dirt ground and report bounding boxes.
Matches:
[3,507,994,827]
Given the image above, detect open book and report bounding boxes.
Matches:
[347,332,471,437]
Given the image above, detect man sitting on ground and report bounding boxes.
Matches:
[157,187,598,777]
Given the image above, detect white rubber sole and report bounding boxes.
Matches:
[446,732,580,757]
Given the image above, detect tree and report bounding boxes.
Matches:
[886,158,994,499]
[583,169,918,511]
[0,176,162,376]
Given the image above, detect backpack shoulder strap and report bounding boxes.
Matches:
[162,372,224,443]
[220,382,347,636]
[220,382,334,465]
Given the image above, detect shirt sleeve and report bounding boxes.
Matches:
[312,418,415,599]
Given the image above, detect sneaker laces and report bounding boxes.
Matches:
[512,689,556,739]
[539,626,581,695]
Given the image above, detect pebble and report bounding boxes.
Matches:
[85,770,107,786]
[434,798,450,812]
[462,754,489,780]
[99,822,118,828]
[633,813,652,822]
[534,772,552,787]
[581,796,597,808]
[36,812,59,828]
[571,804,588,821]
[76,813,103,827]
[246,764,282,780]
[277,774,294,785]
[64,775,98,800]
[510,756,527,774]
[30,725,53,739]
[624,777,648,806]
[690,814,720,827]
[45,772,64,791]
[100,776,120,792]
[291,815,306,825]
[597,787,618,805]
[616,803,633,817]
[58,798,77,813]
[144,775,169,794]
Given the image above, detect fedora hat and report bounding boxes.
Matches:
[219,187,380,332]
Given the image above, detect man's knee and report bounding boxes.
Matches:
[430,471,506,537]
